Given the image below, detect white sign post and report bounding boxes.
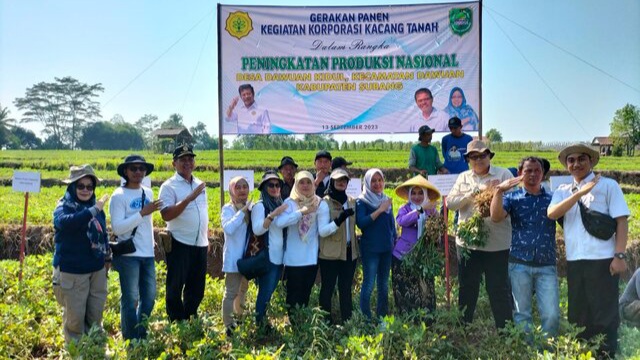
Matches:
[12,171,41,283]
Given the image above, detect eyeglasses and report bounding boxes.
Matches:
[468,153,489,161]
[76,184,94,191]
[128,165,147,172]
[267,182,281,189]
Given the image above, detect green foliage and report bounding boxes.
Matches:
[485,128,503,142]
[456,213,489,257]
[610,103,640,157]
[77,121,145,150]
[2,253,639,358]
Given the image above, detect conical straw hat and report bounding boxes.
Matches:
[394,175,441,201]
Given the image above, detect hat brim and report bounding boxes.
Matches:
[174,152,196,160]
[63,174,101,185]
[464,150,495,160]
[117,162,155,178]
[258,175,284,190]
[394,175,441,201]
[278,162,298,170]
[558,145,600,168]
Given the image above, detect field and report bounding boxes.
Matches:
[1,149,640,359]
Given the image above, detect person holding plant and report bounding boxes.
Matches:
[392,175,441,315]
[447,140,513,330]
[52,165,110,344]
[251,171,288,328]
[356,168,396,320]
[220,176,251,336]
[318,168,358,323]
[110,155,162,340]
[276,171,321,319]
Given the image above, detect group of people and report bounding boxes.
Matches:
[53,145,208,344]
[52,137,633,358]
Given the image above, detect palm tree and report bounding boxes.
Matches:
[0,103,16,146]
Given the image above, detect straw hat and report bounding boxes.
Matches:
[558,143,600,168]
[394,175,441,201]
[62,164,101,184]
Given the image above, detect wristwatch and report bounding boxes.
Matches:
[614,252,626,260]
[267,214,274,221]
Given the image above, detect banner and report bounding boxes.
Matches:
[219,3,480,134]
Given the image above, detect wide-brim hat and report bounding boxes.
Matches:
[394,175,441,201]
[464,140,495,159]
[62,164,102,184]
[117,154,155,178]
[558,143,600,168]
[258,171,284,190]
[278,156,298,170]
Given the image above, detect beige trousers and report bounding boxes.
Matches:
[53,267,108,344]
[222,272,249,326]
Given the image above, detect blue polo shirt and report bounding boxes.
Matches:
[503,187,556,266]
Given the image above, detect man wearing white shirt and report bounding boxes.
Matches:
[548,143,629,358]
[225,84,271,134]
[406,88,449,132]
[159,145,209,322]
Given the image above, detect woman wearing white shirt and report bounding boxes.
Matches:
[220,176,251,336]
[251,171,288,327]
[275,171,321,317]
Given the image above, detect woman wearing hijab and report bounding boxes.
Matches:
[251,171,289,327]
[356,168,396,320]
[220,176,251,336]
[392,175,441,315]
[52,165,110,344]
[318,168,358,323]
[276,171,321,317]
[444,87,479,131]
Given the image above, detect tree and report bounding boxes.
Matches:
[610,103,640,157]
[5,126,42,149]
[485,128,503,143]
[14,77,104,149]
[190,122,217,150]
[134,114,159,149]
[0,103,16,147]
[77,121,144,150]
[110,114,126,124]
[160,113,184,129]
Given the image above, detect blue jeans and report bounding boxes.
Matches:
[360,251,392,319]
[255,262,283,323]
[113,256,156,340]
[509,262,559,338]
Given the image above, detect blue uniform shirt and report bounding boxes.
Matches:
[503,187,556,266]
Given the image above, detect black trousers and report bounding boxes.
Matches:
[457,248,513,329]
[318,248,358,322]
[284,264,318,314]
[567,259,619,358]
[165,237,208,321]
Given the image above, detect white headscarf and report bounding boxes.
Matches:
[359,168,391,212]
[289,171,321,242]
[408,186,429,239]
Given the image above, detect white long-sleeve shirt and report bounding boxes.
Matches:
[251,202,285,265]
[221,203,249,273]
[109,186,155,257]
[277,198,319,267]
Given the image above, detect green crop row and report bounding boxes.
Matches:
[2,253,640,358]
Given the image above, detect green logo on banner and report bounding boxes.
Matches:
[449,8,473,36]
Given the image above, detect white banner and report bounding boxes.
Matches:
[219,3,480,134]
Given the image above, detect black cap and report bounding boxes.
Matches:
[418,125,435,139]
[448,117,462,128]
[315,150,332,161]
[117,155,155,177]
[278,156,298,170]
[331,156,352,170]
[173,144,196,160]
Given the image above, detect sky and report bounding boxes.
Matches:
[1,0,639,144]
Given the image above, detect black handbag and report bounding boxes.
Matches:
[237,205,271,280]
[109,189,145,256]
[578,201,617,240]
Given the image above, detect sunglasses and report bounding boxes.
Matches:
[266,182,281,189]
[76,184,94,191]
[468,153,489,161]
[128,165,147,172]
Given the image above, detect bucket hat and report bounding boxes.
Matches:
[117,154,155,178]
[558,143,599,168]
[62,164,101,184]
